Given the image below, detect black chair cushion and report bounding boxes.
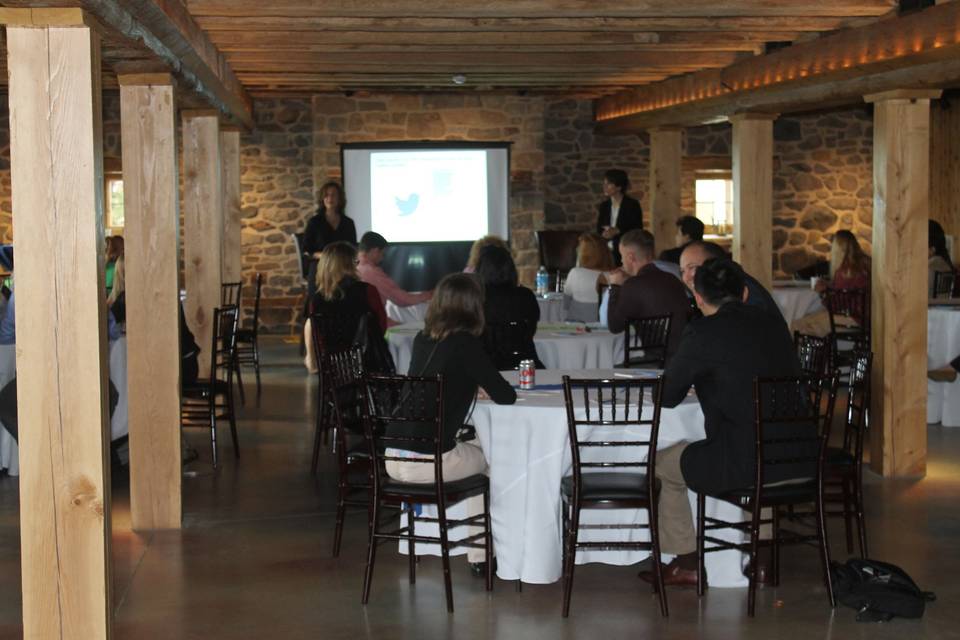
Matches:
[560,472,653,502]
[381,473,488,500]
[826,446,856,467]
[711,480,818,507]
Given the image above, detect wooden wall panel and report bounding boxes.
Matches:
[731,113,774,290]
[649,128,683,258]
[182,112,223,376]
[869,92,937,477]
[8,23,112,639]
[120,75,182,530]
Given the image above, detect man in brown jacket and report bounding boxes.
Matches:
[605,229,691,360]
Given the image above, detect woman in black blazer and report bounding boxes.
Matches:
[475,245,544,369]
[596,168,644,265]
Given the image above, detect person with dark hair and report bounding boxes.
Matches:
[679,240,785,324]
[385,273,516,574]
[302,182,357,313]
[638,257,809,587]
[604,229,690,359]
[660,216,705,265]
[596,168,644,265]
[475,244,543,369]
[929,220,954,297]
[357,231,432,315]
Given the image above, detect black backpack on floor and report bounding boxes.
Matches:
[830,559,936,622]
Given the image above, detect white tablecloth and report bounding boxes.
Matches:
[387,322,624,373]
[537,293,566,323]
[0,337,129,476]
[385,300,429,325]
[772,285,824,325]
[928,307,960,427]
[398,369,748,587]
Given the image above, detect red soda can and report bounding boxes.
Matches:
[519,359,536,390]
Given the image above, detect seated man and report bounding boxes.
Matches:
[356,231,432,314]
[604,229,690,359]
[679,240,785,324]
[660,215,705,265]
[641,257,810,586]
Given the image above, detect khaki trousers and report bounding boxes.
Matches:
[386,441,488,562]
[654,443,697,556]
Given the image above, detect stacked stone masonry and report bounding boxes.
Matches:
[0,92,884,334]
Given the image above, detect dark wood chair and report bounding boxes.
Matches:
[221,281,242,307]
[308,307,368,474]
[696,374,838,617]
[825,348,871,558]
[321,345,371,557]
[560,375,668,618]
[622,314,672,369]
[181,305,240,469]
[794,331,833,376]
[933,270,956,299]
[361,373,493,613]
[536,229,581,290]
[235,273,263,398]
[482,319,541,370]
[824,287,869,372]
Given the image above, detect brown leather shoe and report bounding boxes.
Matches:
[638,560,701,588]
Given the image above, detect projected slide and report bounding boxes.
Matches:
[370,150,488,242]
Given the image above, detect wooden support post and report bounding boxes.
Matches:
[648,127,683,258]
[731,113,775,290]
[182,111,223,376]
[6,14,112,639]
[119,73,182,529]
[867,89,941,478]
[220,128,242,284]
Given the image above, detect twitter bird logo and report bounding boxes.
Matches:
[395,193,420,216]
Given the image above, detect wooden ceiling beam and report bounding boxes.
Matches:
[193,15,872,32]
[185,0,895,19]
[595,2,960,132]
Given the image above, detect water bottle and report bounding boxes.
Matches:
[536,265,548,296]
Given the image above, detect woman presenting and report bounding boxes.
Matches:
[595,169,643,266]
[302,181,357,312]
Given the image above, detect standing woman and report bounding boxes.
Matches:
[596,169,643,266]
[302,181,357,312]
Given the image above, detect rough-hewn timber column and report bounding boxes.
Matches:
[182,110,223,376]
[119,73,182,530]
[5,9,112,639]
[731,113,775,290]
[220,127,242,284]
[867,89,941,478]
[648,127,683,258]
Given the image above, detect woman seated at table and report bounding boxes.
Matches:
[475,244,544,369]
[463,234,508,274]
[385,273,516,573]
[303,241,388,374]
[929,220,954,297]
[791,230,870,337]
[563,232,614,323]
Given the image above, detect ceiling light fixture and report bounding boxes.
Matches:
[452,74,467,85]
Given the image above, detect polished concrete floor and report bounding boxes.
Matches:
[0,339,958,639]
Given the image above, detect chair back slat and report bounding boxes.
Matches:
[210,305,240,385]
[752,374,838,490]
[933,270,956,299]
[842,349,872,458]
[249,273,262,337]
[221,281,242,307]
[622,314,672,369]
[362,373,446,486]
[562,376,664,495]
[321,345,367,466]
[794,331,832,376]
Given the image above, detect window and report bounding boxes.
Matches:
[106,177,124,230]
[694,176,733,235]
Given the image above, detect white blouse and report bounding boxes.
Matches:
[563,267,603,304]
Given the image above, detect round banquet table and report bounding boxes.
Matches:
[537,293,566,323]
[385,300,429,325]
[0,337,129,476]
[386,322,624,373]
[394,369,749,587]
[771,283,824,326]
[928,307,960,427]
